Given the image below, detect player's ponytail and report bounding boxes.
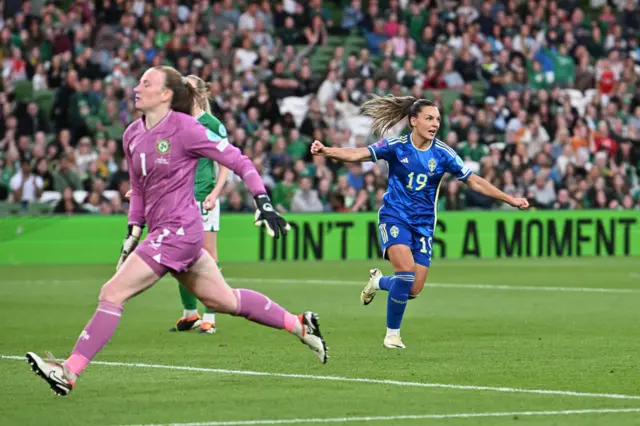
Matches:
[185,75,213,115]
[154,65,198,115]
[360,95,436,137]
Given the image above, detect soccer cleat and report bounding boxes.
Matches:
[383,334,406,349]
[299,312,328,364]
[25,352,75,396]
[169,314,202,332]
[361,268,382,305]
[199,322,216,334]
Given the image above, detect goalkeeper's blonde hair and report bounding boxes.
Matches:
[185,75,212,115]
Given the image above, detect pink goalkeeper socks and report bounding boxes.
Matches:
[64,301,123,376]
[233,289,302,337]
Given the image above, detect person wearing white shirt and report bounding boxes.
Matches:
[234,37,258,73]
[238,2,259,32]
[10,159,43,203]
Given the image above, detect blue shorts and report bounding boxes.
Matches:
[378,220,432,267]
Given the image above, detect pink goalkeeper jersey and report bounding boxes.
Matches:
[123,110,266,233]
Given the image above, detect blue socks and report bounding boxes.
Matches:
[379,275,393,291]
[386,272,415,330]
[379,274,417,298]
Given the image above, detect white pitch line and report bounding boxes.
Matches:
[6,277,640,295]
[125,408,640,426]
[2,355,639,400]
[227,278,640,295]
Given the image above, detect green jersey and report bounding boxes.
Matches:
[194,111,228,201]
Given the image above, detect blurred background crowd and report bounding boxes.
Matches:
[1,0,639,217]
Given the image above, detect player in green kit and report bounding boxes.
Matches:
[125,75,229,334]
[172,75,229,334]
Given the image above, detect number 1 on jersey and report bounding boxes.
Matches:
[140,153,147,176]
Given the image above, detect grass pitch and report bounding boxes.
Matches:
[1,257,639,425]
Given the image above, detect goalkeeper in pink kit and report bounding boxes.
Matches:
[25,65,328,396]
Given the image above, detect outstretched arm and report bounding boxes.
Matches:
[464,174,530,209]
[310,140,372,163]
[186,122,290,238]
[188,132,267,197]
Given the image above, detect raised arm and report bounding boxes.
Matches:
[187,128,267,197]
[310,140,372,163]
[439,143,529,210]
[185,122,290,238]
[465,174,529,209]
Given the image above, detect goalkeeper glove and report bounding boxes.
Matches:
[116,224,143,271]
[253,194,291,239]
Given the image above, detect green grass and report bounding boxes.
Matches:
[1,258,640,426]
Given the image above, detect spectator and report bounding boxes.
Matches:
[291,175,323,213]
[10,159,43,203]
[272,168,298,213]
[53,187,85,215]
[0,0,637,220]
[342,0,363,31]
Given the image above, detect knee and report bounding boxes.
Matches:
[410,270,428,296]
[409,282,424,297]
[394,262,416,275]
[201,288,238,314]
[98,280,126,305]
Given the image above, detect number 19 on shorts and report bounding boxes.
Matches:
[420,236,432,254]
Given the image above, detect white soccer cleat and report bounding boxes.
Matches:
[383,334,406,349]
[361,268,382,305]
[25,352,75,396]
[300,312,328,364]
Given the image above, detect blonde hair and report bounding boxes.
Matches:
[185,74,212,115]
[359,95,435,137]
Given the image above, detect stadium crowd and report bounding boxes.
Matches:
[1,0,639,216]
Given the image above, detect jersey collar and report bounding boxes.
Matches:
[142,110,172,132]
[409,133,433,152]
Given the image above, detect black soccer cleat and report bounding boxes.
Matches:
[300,312,328,364]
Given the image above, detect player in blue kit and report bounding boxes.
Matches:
[311,96,529,349]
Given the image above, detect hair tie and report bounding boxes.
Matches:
[181,77,187,85]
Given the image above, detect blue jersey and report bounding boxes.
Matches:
[368,133,472,237]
